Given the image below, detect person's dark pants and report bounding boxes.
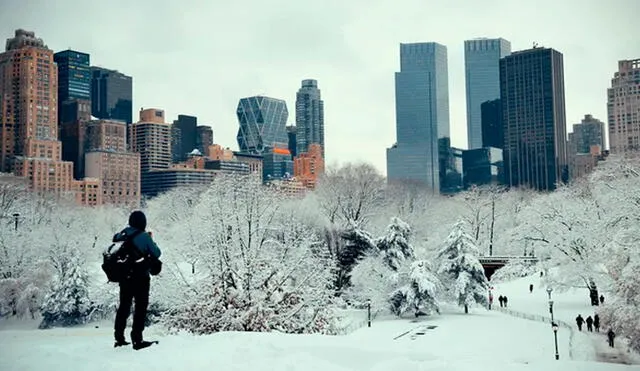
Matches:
[608,338,614,347]
[578,324,582,331]
[114,276,150,344]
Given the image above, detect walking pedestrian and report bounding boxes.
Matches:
[576,314,584,331]
[498,295,504,308]
[593,314,600,332]
[529,284,533,293]
[488,293,494,310]
[586,316,593,332]
[503,296,508,308]
[607,329,616,348]
[599,295,605,305]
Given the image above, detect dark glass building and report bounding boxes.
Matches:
[500,47,568,191]
[196,125,213,155]
[439,139,463,194]
[91,67,133,124]
[481,99,503,149]
[387,42,450,193]
[172,114,198,162]
[287,125,297,157]
[462,147,503,189]
[236,96,288,153]
[54,50,91,122]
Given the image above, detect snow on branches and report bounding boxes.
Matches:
[437,221,488,313]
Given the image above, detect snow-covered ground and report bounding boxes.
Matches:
[491,273,640,365]
[1,302,636,371]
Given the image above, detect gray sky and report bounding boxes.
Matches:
[1,0,638,175]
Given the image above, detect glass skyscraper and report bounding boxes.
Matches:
[54,50,91,105]
[91,67,133,124]
[236,96,288,154]
[386,42,450,192]
[464,38,511,149]
[500,47,568,190]
[295,79,324,158]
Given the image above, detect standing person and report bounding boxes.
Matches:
[529,284,533,293]
[503,296,508,308]
[600,295,605,305]
[593,314,600,332]
[576,314,584,331]
[586,316,594,332]
[488,292,494,310]
[498,295,504,308]
[607,329,616,348]
[113,210,162,350]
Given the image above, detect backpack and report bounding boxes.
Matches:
[102,230,144,283]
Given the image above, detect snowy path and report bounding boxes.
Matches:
[491,274,640,365]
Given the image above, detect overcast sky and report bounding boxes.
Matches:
[1,0,638,175]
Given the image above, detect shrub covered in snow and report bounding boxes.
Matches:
[490,259,539,283]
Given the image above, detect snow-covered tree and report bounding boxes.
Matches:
[39,254,91,328]
[163,175,337,335]
[376,217,413,271]
[390,260,440,316]
[437,221,488,313]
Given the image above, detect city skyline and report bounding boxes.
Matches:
[1,0,637,175]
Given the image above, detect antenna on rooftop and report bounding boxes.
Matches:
[533,42,539,49]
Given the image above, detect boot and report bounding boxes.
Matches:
[132,340,156,350]
[114,340,130,348]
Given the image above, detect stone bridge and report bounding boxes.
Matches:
[478,256,539,280]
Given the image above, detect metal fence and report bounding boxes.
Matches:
[496,307,575,360]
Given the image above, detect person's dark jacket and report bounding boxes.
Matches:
[113,227,161,277]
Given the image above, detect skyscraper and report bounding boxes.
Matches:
[386,42,450,192]
[0,29,75,194]
[130,108,172,197]
[236,96,291,181]
[54,49,91,124]
[196,125,213,156]
[236,96,289,154]
[464,38,511,149]
[171,114,198,162]
[91,66,132,124]
[607,59,640,154]
[481,99,503,149]
[500,47,568,190]
[295,79,324,158]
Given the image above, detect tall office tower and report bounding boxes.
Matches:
[568,114,605,154]
[196,125,213,156]
[91,66,133,124]
[607,59,640,154]
[286,125,297,157]
[53,50,91,124]
[59,99,92,178]
[0,29,75,194]
[464,38,511,149]
[84,119,140,207]
[130,108,171,173]
[500,47,568,190]
[295,79,324,157]
[236,96,290,181]
[480,99,503,149]
[171,114,198,162]
[386,42,450,192]
[237,96,289,153]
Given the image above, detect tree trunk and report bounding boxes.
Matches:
[464,304,468,314]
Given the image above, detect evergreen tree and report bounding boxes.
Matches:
[39,255,91,329]
[437,220,488,314]
[376,217,414,271]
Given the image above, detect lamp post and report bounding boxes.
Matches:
[12,213,19,231]
[367,299,372,328]
[547,287,554,322]
[552,322,560,360]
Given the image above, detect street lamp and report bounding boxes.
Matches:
[546,287,553,300]
[552,322,560,360]
[367,299,372,328]
[12,213,19,231]
[547,288,554,322]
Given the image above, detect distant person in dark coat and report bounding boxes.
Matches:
[586,316,594,332]
[607,329,616,347]
[599,295,605,305]
[576,314,584,331]
[593,314,600,332]
[503,296,508,308]
[498,295,504,308]
[529,284,533,293]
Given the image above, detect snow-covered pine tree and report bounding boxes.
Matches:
[39,255,91,329]
[376,217,414,271]
[437,220,488,314]
[390,260,440,316]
